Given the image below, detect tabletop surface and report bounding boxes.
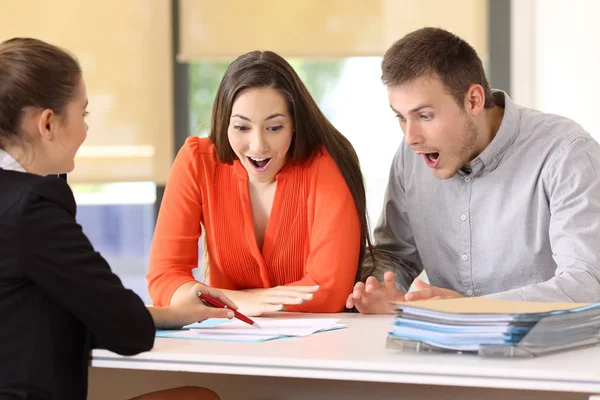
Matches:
[91,313,600,393]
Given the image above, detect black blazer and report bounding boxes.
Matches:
[0,168,155,399]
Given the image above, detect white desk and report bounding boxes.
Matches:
[89,313,600,399]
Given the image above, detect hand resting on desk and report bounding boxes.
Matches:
[220,285,320,317]
[171,281,319,317]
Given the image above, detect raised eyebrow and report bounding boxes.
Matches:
[231,114,251,122]
[265,113,285,121]
[409,104,434,113]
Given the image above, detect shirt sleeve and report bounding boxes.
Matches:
[284,153,361,313]
[359,144,423,292]
[147,137,202,306]
[19,177,155,356]
[488,138,600,302]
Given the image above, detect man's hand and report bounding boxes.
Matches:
[404,278,464,301]
[345,271,405,314]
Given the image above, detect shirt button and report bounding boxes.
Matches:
[461,254,468,261]
[467,290,474,296]
[460,214,467,221]
[464,177,471,182]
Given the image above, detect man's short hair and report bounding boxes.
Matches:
[381,27,494,109]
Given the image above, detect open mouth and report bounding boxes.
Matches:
[423,152,440,168]
[247,156,272,172]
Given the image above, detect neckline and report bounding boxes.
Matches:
[237,172,287,287]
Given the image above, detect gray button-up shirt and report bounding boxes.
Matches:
[363,91,600,302]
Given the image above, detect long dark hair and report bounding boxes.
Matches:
[209,50,375,275]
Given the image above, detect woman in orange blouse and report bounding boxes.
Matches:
[147,51,375,315]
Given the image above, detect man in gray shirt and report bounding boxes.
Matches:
[347,27,600,313]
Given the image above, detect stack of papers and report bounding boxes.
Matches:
[157,318,346,342]
[387,298,600,356]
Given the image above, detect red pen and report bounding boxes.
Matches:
[198,292,261,329]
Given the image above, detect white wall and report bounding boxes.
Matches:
[511,0,600,140]
[327,58,402,226]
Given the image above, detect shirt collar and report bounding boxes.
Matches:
[470,90,521,175]
[0,149,26,173]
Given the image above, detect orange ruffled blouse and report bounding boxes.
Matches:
[147,137,360,312]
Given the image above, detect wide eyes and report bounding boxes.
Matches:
[233,125,283,132]
[233,125,250,132]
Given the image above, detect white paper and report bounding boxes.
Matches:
[160,318,344,342]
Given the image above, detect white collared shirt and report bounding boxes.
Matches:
[0,149,26,172]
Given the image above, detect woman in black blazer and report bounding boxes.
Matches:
[0,38,232,399]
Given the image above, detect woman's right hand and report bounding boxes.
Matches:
[222,286,320,317]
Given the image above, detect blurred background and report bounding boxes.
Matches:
[1,0,597,303]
